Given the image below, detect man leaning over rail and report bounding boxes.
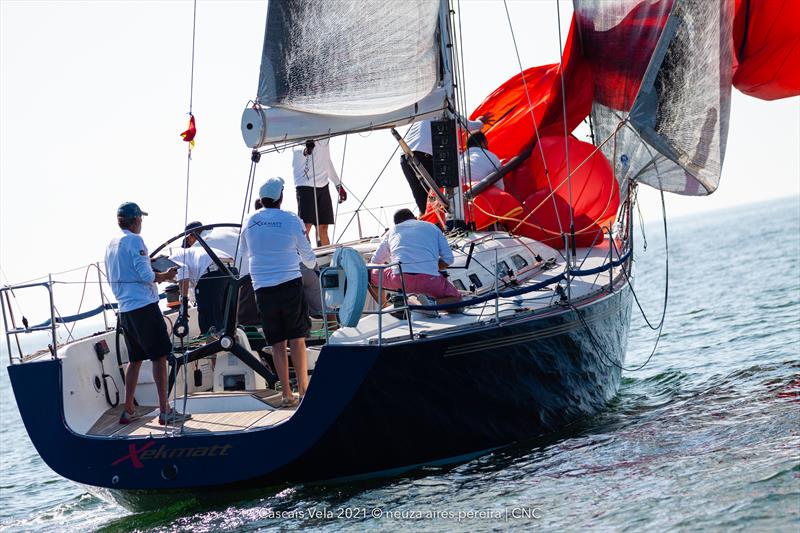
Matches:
[105,202,184,426]
[369,209,461,304]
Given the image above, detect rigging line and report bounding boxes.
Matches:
[334,143,399,244]
[455,0,470,140]
[620,178,668,331]
[180,0,199,304]
[233,158,259,271]
[510,120,626,238]
[501,0,564,241]
[0,268,27,319]
[574,188,668,371]
[449,2,471,222]
[60,265,96,342]
[331,134,348,244]
[555,0,575,267]
[187,0,198,114]
[338,183,386,230]
[570,189,669,372]
[636,192,649,251]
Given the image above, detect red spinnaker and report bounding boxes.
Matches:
[732,0,800,101]
[470,18,592,161]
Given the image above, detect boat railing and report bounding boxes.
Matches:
[2,276,60,364]
[319,239,633,345]
[320,261,414,346]
[1,263,115,365]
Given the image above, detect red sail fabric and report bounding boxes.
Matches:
[513,136,619,249]
[469,18,593,162]
[574,0,674,112]
[420,185,523,231]
[732,0,800,101]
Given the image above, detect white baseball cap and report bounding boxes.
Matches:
[258,177,284,201]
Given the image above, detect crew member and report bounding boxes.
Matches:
[105,202,184,426]
[171,221,233,335]
[241,178,317,407]
[369,208,461,302]
[401,112,494,212]
[461,131,505,189]
[293,138,347,247]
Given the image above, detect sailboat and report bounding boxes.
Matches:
[4,0,797,511]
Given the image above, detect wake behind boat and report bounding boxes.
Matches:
[5,0,797,512]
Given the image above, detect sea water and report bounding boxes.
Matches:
[1,196,798,532]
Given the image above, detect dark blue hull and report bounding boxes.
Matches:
[8,283,631,510]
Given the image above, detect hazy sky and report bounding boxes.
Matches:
[1,0,798,329]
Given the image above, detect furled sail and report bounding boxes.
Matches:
[242,0,450,148]
[574,0,734,196]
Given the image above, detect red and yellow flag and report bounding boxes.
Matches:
[180,114,197,149]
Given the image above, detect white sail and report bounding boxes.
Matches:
[575,0,734,196]
[243,0,452,148]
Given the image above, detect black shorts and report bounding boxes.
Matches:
[195,270,230,334]
[119,302,172,362]
[255,277,311,345]
[296,185,334,225]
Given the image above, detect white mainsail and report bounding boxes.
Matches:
[242,0,452,148]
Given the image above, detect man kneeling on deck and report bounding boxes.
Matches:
[369,209,461,303]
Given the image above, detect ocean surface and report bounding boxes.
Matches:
[1,196,798,532]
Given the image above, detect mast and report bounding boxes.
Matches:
[439,0,465,227]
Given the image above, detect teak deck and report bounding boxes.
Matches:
[87,389,296,437]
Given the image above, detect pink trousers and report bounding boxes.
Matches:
[370,269,461,300]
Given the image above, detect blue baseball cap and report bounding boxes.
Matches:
[117,202,148,218]
[258,177,284,201]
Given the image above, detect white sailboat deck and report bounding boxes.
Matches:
[331,239,623,345]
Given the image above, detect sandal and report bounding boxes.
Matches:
[159,409,192,426]
[280,395,300,408]
[119,409,142,425]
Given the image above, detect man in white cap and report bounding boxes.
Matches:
[240,178,317,407]
[105,201,184,425]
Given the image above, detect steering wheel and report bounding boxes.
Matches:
[151,223,277,391]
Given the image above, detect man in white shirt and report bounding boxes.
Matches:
[293,138,347,247]
[170,221,233,335]
[241,178,317,407]
[401,113,493,212]
[105,202,180,426]
[369,209,461,302]
[461,131,505,190]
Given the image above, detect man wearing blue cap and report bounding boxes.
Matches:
[241,178,317,407]
[105,202,183,425]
